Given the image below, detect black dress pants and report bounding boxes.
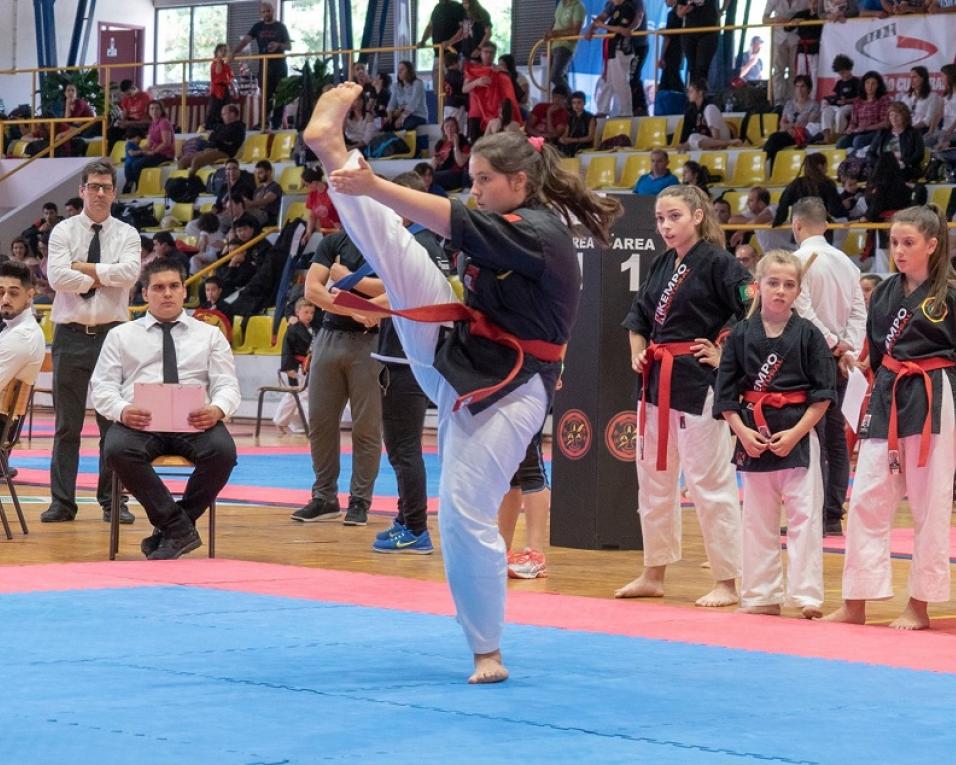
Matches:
[380,365,429,535]
[821,360,850,524]
[103,422,237,536]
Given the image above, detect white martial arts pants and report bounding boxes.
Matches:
[636,389,742,581]
[820,104,852,136]
[771,37,797,104]
[842,374,955,603]
[740,432,823,608]
[273,391,309,433]
[328,152,547,653]
[595,51,634,118]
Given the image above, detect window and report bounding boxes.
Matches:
[416,0,512,72]
[155,4,228,84]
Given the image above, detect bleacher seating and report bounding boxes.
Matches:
[585,155,618,189]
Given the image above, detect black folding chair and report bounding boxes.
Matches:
[0,380,32,539]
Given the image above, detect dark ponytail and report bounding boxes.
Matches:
[890,204,956,320]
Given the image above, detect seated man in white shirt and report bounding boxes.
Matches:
[0,261,47,476]
[91,258,240,560]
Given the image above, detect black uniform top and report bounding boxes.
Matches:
[377,227,450,363]
[311,231,379,334]
[826,76,861,105]
[280,322,314,373]
[601,0,637,56]
[678,0,719,29]
[860,275,956,440]
[435,199,581,414]
[622,239,752,416]
[247,21,291,72]
[429,0,468,44]
[714,313,836,471]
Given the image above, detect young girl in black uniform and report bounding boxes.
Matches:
[714,250,835,618]
[618,184,752,607]
[303,83,622,683]
[825,205,956,630]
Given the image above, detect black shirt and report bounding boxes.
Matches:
[209,120,246,157]
[253,180,283,226]
[827,76,861,105]
[248,21,291,71]
[280,322,314,372]
[311,231,379,333]
[679,0,719,29]
[444,68,467,109]
[430,0,468,44]
[603,0,637,56]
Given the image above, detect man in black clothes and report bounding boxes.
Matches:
[230,2,291,129]
[178,104,246,175]
[246,159,283,227]
[214,160,257,213]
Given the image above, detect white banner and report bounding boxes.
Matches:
[817,15,956,99]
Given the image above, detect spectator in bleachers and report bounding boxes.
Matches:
[413,162,448,196]
[629,0,650,117]
[681,160,709,193]
[925,64,956,149]
[762,75,821,168]
[218,214,268,297]
[763,0,808,105]
[859,273,882,308]
[152,231,190,275]
[58,83,96,127]
[557,90,595,156]
[246,159,283,227]
[178,103,246,175]
[838,166,866,220]
[485,99,524,136]
[371,72,392,124]
[658,0,684,93]
[200,276,235,322]
[206,44,235,128]
[676,0,721,85]
[676,78,741,150]
[824,0,860,18]
[218,191,251,235]
[230,2,290,130]
[774,152,846,226]
[22,202,61,257]
[633,149,679,194]
[344,94,379,152]
[819,55,860,144]
[186,213,227,275]
[303,166,341,241]
[214,159,256,212]
[927,0,956,10]
[862,153,911,268]
[9,237,30,264]
[729,186,775,248]
[122,100,174,194]
[734,243,760,276]
[585,0,637,118]
[64,197,83,217]
[463,42,523,141]
[545,0,586,92]
[526,86,570,145]
[441,53,468,131]
[866,101,925,181]
[384,61,429,134]
[734,36,764,83]
[418,0,467,56]
[713,196,732,224]
[116,80,151,131]
[836,71,892,151]
[498,54,530,117]
[900,66,943,134]
[350,62,375,105]
[432,116,471,190]
[449,0,493,61]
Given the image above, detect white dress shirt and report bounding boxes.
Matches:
[792,234,867,354]
[47,211,141,326]
[91,310,241,424]
[0,308,46,394]
[764,0,810,44]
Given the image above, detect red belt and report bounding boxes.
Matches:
[881,354,956,470]
[741,390,809,437]
[639,341,698,471]
[332,291,565,411]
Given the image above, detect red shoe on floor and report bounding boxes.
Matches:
[507,548,548,579]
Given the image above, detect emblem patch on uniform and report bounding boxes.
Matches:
[557,409,592,460]
[739,283,757,303]
[605,411,638,462]
[502,213,523,224]
[920,297,949,323]
[462,263,480,293]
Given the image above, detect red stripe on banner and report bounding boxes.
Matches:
[896,35,937,55]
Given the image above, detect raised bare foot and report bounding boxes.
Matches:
[614,573,664,599]
[801,606,823,620]
[889,598,930,630]
[469,650,509,684]
[696,579,738,607]
[303,82,364,157]
[736,604,781,615]
[821,600,866,624]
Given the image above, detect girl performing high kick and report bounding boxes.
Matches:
[619,185,752,607]
[825,206,956,630]
[303,83,621,682]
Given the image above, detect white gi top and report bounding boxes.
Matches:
[0,308,46,393]
[763,0,811,44]
[47,212,141,326]
[792,234,867,354]
[90,310,241,423]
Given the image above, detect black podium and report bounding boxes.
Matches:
[551,194,664,550]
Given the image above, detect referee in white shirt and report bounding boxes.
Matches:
[91,258,240,560]
[41,160,141,525]
[0,261,46,396]
[791,197,867,535]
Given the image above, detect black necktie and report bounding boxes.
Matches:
[0,320,7,333]
[80,223,102,300]
[159,322,180,384]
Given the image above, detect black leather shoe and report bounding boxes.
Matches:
[41,505,77,523]
[147,528,202,560]
[103,503,135,525]
[823,518,844,536]
[343,497,369,527]
[140,528,163,558]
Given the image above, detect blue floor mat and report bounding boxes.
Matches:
[3,586,956,764]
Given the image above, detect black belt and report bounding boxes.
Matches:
[60,321,123,335]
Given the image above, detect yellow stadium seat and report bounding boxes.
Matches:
[278,165,304,193]
[633,117,667,150]
[196,165,216,187]
[930,186,953,210]
[724,115,742,140]
[585,155,618,189]
[236,133,270,163]
[721,190,747,215]
[230,316,246,350]
[283,200,308,226]
[270,130,297,162]
[169,202,195,226]
[85,138,104,157]
[167,168,190,180]
[110,140,127,164]
[699,150,728,181]
[39,313,54,344]
[843,229,867,259]
[670,151,690,169]
[233,315,283,355]
[135,167,165,198]
[10,140,30,158]
[746,112,778,146]
[725,150,766,187]
[613,153,653,190]
[199,201,216,214]
[669,118,684,147]
[558,157,581,178]
[175,136,185,156]
[816,147,846,179]
[600,117,634,147]
[769,149,805,186]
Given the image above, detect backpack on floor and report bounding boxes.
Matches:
[164,175,204,204]
[367,132,408,159]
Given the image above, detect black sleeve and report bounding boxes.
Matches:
[902,130,925,172]
[621,289,651,336]
[866,131,883,162]
[247,21,262,38]
[713,323,746,417]
[680,105,694,142]
[715,250,754,321]
[449,200,546,280]
[805,323,837,405]
[773,183,796,227]
[311,232,341,269]
[278,22,291,44]
[823,181,845,220]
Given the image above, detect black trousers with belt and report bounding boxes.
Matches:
[50,322,121,514]
[821,359,850,524]
[381,364,429,535]
[103,422,237,537]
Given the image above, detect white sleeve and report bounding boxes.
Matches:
[90,331,131,422]
[95,225,142,288]
[206,329,241,417]
[843,281,868,355]
[47,222,94,292]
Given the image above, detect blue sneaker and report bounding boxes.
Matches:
[375,521,407,541]
[372,527,434,555]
